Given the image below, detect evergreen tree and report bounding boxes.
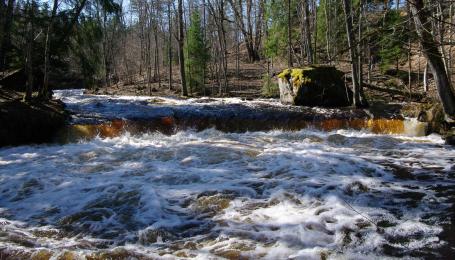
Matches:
[378,9,408,72]
[185,11,208,94]
[71,18,104,88]
[316,0,346,62]
[264,0,297,62]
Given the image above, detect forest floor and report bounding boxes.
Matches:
[87,59,440,106]
[88,62,267,99]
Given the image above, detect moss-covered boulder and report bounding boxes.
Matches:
[277,66,352,107]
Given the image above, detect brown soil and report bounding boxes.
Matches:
[87,60,275,98]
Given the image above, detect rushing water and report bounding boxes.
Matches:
[0,91,454,259]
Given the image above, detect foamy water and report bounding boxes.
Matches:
[52,89,353,125]
[0,91,454,259]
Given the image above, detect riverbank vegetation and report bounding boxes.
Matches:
[1,0,455,117]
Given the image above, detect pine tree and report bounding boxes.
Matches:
[185,11,208,94]
[378,10,408,73]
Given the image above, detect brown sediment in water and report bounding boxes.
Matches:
[56,117,177,142]
[58,117,421,142]
[316,118,405,134]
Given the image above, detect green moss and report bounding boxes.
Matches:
[278,66,341,90]
[278,68,314,89]
[277,66,350,107]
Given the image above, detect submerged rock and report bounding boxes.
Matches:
[445,129,455,146]
[277,66,352,107]
[139,228,177,244]
[191,193,232,217]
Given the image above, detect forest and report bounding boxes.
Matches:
[1,0,455,259]
[1,0,455,115]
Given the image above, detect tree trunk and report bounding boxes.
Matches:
[324,0,331,64]
[236,25,240,79]
[407,1,412,99]
[0,0,15,71]
[449,3,454,78]
[178,0,187,96]
[40,0,58,100]
[168,1,172,90]
[410,0,455,119]
[227,0,260,62]
[24,2,34,102]
[202,0,206,95]
[423,62,428,92]
[312,0,317,64]
[342,0,361,107]
[287,0,292,67]
[359,0,368,105]
[303,0,313,64]
[102,8,109,88]
[437,2,450,75]
[358,0,364,102]
[154,20,161,89]
[146,2,152,95]
[220,1,228,94]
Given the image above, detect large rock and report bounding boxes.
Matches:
[0,89,68,146]
[277,66,352,107]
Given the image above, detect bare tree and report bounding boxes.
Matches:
[168,0,172,90]
[227,0,263,62]
[178,0,188,96]
[40,0,59,100]
[342,0,360,107]
[287,0,292,67]
[207,0,228,95]
[300,0,313,64]
[410,0,455,118]
[24,0,35,101]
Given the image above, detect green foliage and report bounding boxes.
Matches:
[264,0,299,60]
[316,0,346,58]
[378,10,409,72]
[184,11,209,94]
[264,0,284,59]
[71,18,104,88]
[262,74,279,97]
[6,1,46,69]
[1,0,120,89]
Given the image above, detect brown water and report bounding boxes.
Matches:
[58,118,427,142]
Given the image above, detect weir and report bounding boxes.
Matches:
[52,90,429,143]
[0,90,453,259]
[59,117,428,142]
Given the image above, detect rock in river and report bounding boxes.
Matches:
[277,66,352,107]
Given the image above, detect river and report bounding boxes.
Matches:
[0,90,454,259]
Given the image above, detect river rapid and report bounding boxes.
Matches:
[0,90,454,259]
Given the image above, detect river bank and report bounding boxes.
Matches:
[0,88,69,147]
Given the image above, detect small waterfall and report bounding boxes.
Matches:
[404,118,428,136]
[58,117,429,143]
